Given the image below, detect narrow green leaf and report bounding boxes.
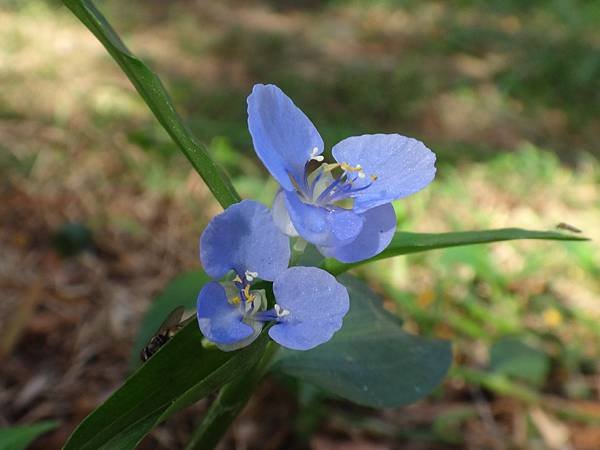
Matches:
[323,228,589,275]
[63,323,269,450]
[61,0,240,209]
[185,343,280,450]
[0,421,58,450]
[130,270,210,368]
[273,276,452,408]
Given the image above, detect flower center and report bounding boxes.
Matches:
[227,271,264,315]
[226,270,290,323]
[292,158,377,209]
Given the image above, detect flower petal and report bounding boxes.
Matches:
[200,200,290,280]
[318,203,397,263]
[247,84,324,191]
[269,267,349,350]
[272,190,299,237]
[196,282,256,345]
[332,134,436,213]
[283,191,363,247]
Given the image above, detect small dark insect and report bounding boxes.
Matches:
[141,306,185,362]
[556,222,582,233]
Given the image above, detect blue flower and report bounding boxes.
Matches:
[197,200,349,351]
[247,84,437,263]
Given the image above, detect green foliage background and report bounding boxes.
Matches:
[0,0,598,449]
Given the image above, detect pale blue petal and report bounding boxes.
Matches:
[283,191,363,247]
[200,200,290,280]
[332,134,436,213]
[318,203,396,263]
[272,190,299,237]
[247,84,323,192]
[269,267,349,351]
[196,282,255,344]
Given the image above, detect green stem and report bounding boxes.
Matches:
[290,237,308,266]
[184,342,280,450]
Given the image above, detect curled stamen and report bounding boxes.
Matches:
[316,176,345,203]
[329,181,374,202]
[309,170,324,197]
[288,172,311,201]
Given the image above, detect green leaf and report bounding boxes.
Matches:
[490,336,550,386]
[0,421,58,450]
[273,276,452,408]
[61,0,240,209]
[130,270,210,368]
[184,343,280,450]
[323,228,589,275]
[64,323,269,450]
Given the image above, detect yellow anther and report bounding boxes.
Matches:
[370,175,378,181]
[230,296,241,305]
[233,275,242,284]
[340,162,364,173]
[243,284,255,302]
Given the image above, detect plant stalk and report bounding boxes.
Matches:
[184,342,280,450]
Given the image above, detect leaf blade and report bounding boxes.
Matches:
[130,270,210,368]
[0,421,58,450]
[323,228,589,275]
[64,322,269,450]
[273,276,452,408]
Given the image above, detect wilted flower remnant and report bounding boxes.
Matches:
[197,200,349,351]
[247,84,437,263]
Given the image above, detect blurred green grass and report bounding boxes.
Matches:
[1,0,599,447]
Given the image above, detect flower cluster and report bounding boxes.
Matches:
[197,84,436,351]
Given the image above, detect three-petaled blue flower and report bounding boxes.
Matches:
[197,200,349,351]
[247,84,437,263]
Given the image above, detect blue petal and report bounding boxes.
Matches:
[269,266,349,350]
[200,200,290,280]
[247,84,324,192]
[332,134,436,213]
[283,191,364,247]
[197,282,255,344]
[318,203,397,263]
